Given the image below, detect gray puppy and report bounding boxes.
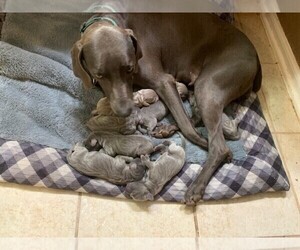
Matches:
[87,113,138,135]
[150,123,179,138]
[89,96,169,136]
[125,141,186,201]
[188,92,240,140]
[84,132,154,158]
[67,143,146,185]
[88,97,140,135]
[137,100,169,134]
[175,81,189,101]
[133,89,159,108]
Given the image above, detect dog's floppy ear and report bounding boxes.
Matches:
[125,29,143,63]
[71,40,93,89]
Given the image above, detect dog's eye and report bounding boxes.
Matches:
[127,65,134,73]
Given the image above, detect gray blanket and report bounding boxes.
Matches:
[0,13,246,162]
[0,13,102,149]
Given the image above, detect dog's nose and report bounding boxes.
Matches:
[111,99,133,117]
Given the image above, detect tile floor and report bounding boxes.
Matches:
[0,13,299,249]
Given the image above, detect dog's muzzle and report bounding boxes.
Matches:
[110,98,133,117]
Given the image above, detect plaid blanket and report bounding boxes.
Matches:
[0,93,290,202]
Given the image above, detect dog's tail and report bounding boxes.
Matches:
[253,55,262,93]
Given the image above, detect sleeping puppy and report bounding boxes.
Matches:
[91,97,115,116]
[87,114,138,135]
[188,92,240,140]
[84,132,154,157]
[137,100,169,134]
[150,123,179,138]
[125,141,186,201]
[133,89,159,108]
[67,143,146,185]
[88,97,140,135]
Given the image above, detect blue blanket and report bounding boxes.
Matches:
[0,13,246,163]
[0,14,102,149]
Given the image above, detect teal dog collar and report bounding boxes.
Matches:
[80,16,118,34]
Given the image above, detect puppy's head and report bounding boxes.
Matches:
[125,182,154,201]
[71,22,142,117]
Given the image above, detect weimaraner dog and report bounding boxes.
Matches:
[71,11,261,204]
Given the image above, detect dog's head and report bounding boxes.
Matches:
[71,22,142,117]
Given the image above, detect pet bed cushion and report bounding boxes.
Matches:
[0,92,290,201]
[0,13,289,202]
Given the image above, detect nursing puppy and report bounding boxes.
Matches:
[188,92,240,140]
[84,132,154,157]
[175,82,189,101]
[67,143,146,185]
[125,141,186,201]
[133,89,159,108]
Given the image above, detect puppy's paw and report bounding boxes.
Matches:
[141,155,150,163]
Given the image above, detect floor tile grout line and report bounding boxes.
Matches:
[272,133,300,212]
[258,90,276,133]
[193,206,200,237]
[75,193,82,238]
[193,206,200,250]
[258,234,300,238]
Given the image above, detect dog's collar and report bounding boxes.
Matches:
[80,16,118,34]
[85,3,117,13]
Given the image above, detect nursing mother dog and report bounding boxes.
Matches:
[71,13,262,205]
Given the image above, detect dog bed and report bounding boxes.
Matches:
[0,13,290,202]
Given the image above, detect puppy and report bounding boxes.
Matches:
[87,114,138,135]
[175,82,189,101]
[151,124,179,138]
[137,100,169,134]
[125,141,186,201]
[67,143,146,185]
[221,113,240,140]
[84,132,154,157]
[91,97,115,116]
[189,92,240,140]
[87,97,140,135]
[133,89,159,108]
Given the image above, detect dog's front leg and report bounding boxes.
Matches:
[154,75,208,149]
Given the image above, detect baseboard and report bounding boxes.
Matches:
[260,13,300,120]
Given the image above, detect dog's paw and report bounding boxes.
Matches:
[184,184,206,206]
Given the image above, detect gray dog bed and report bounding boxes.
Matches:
[0,13,289,202]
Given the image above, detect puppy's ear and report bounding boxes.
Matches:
[71,40,93,89]
[125,29,143,64]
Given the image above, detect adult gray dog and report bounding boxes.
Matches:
[71,10,261,204]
